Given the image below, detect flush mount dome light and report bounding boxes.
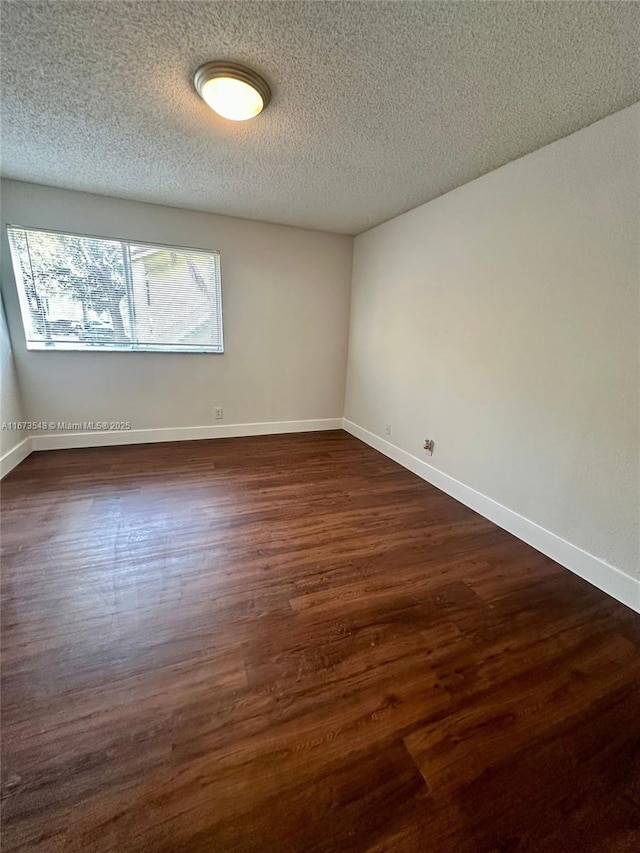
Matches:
[194,62,271,121]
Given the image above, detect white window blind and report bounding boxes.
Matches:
[6,226,224,353]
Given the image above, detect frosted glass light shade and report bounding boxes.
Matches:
[195,62,271,122]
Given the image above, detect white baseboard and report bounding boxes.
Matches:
[342,419,640,614]
[30,418,343,452]
[0,437,33,479]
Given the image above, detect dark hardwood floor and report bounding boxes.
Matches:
[1,430,638,852]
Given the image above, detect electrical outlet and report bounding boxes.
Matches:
[385,424,392,437]
[424,438,434,456]
[214,407,223,420]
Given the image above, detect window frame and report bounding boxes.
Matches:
[6,224,225,354]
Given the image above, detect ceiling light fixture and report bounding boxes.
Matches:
[194,62,271,121]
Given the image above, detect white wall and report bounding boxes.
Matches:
[345,104,639,586]
[1,181,353,434]
[0,292,27,462]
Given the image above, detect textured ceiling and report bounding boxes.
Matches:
[1,1,639,235]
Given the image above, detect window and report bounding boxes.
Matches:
[6,226,223,353]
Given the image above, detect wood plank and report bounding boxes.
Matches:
[1,431,638,852]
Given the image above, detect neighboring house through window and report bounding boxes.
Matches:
[6,226,224,353]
